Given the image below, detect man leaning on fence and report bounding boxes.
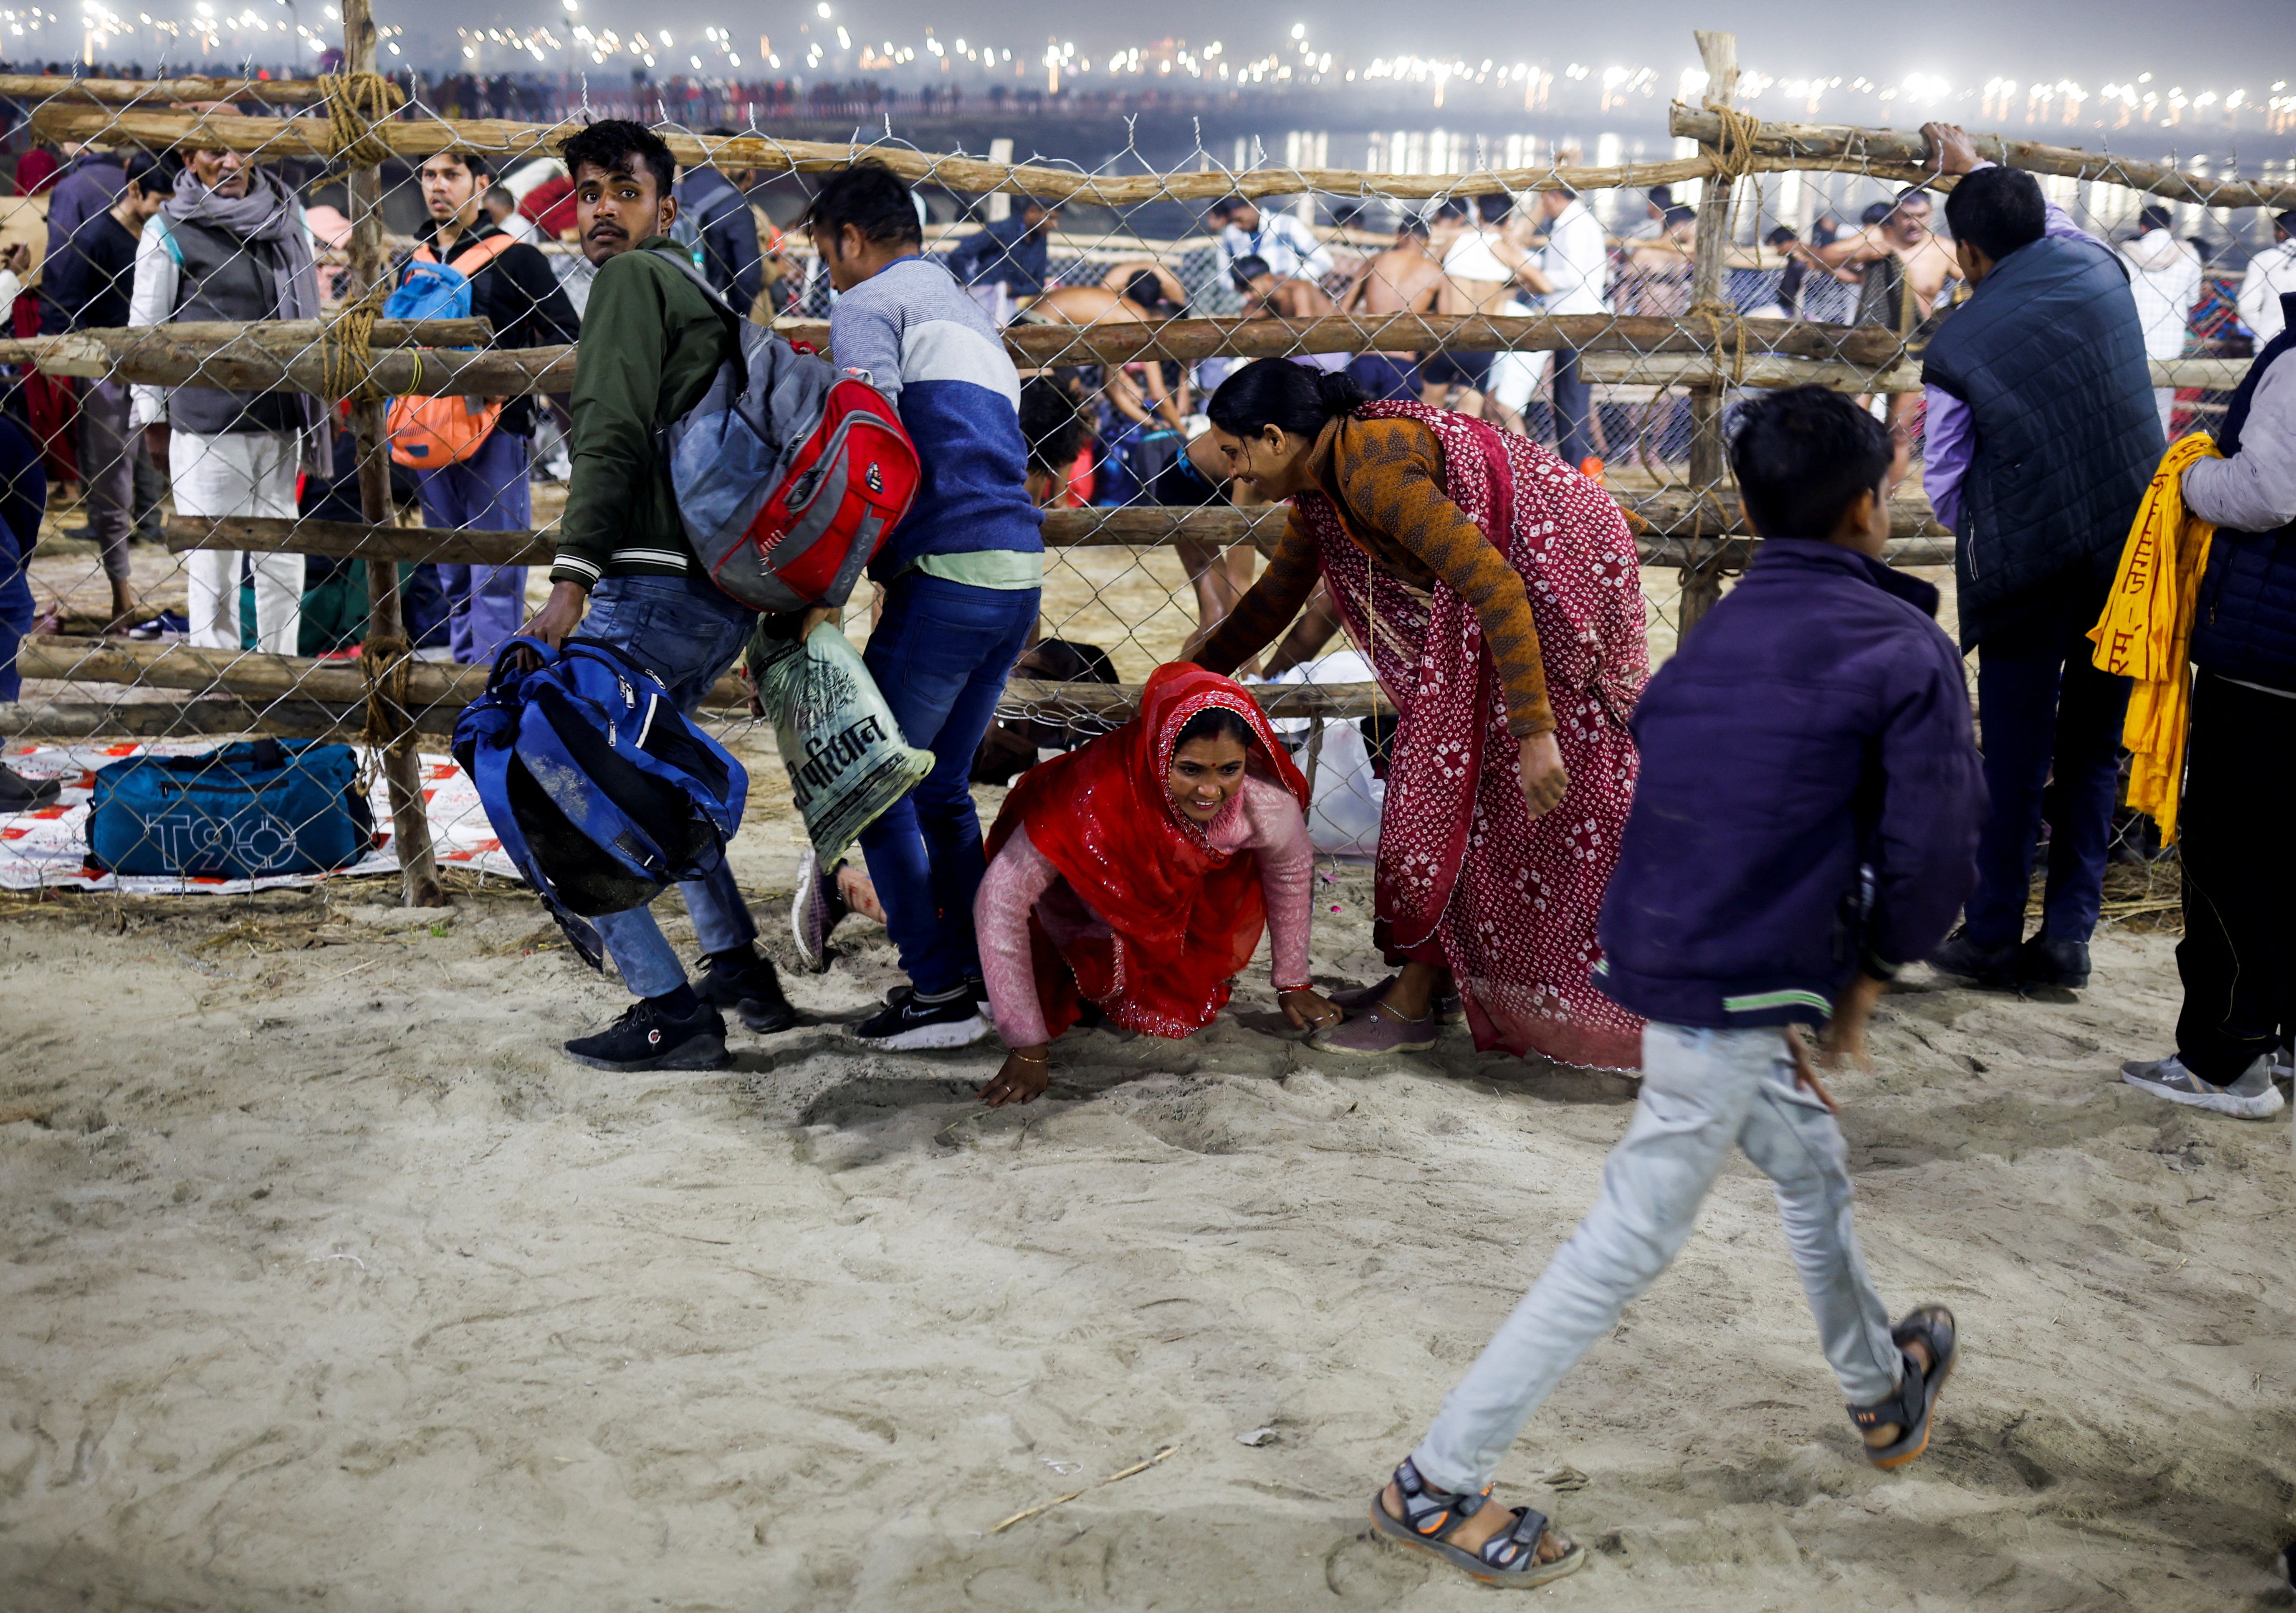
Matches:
[399,147,579,666]
[1916,124,2162,993]
[518,118,796,1072]
[129,131,332,655]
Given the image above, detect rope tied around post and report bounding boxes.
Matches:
[358,632,417,757]
[320,70,405,169]
[320,275,401,405]
[1688,299,1750,387]
[1700,101,1765,185]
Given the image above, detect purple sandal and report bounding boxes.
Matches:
[1333,975,1465,1025]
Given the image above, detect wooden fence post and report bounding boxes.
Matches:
[1679,28,1739,638]
[341,0,445,907]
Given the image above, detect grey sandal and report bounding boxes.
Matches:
[1368,1458,1587,1589]
[1849,1305,1957,1469]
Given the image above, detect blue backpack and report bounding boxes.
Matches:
[384,232,518,468]
[452,636,750,969]
[86,739,374,878]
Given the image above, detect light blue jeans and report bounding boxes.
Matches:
[1412,1022,1904,1493]
[579,573,759,1000]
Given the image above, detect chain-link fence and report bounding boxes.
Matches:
[0,19,2290,904]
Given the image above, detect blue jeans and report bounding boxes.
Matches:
[1965,602,2132,950]
[579,572,759,999]
[0,499,29,704]
[1552,350,1594,468]
[414,428,533,666]
[857,572,1040,996]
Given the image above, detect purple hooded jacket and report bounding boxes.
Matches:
[1595,539,1986,1030]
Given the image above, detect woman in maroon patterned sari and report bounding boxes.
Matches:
[1194,359,1648,1070]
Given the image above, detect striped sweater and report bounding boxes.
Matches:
[1197,416,1554,737]
[827,254,1043,576]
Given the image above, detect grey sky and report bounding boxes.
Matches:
[356,0,2290,89]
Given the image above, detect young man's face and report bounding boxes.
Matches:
[574,159,675,266]
[1889,199,1932,246]
[187,148,249,198]
[484,193,514,224]
[1225,201,1260,232]
[420,154,482,225]
[116,180,166,227]
[1540,189,1571,221]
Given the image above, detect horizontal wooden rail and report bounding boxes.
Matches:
[28,103,1719,202]
[18,637,751,712]
[1580,352,2252,394]
[46,313,1903,397]
[30,99,2292,214]
[0,318,494,380]
[0,72,332,106]
[163,496,1950,569]
[1669,107,2296,212]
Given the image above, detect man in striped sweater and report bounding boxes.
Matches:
[802,161,1045,1049]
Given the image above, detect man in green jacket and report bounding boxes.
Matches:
[521,118,794,1071]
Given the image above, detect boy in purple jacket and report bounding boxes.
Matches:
[1367,387,1987,1588]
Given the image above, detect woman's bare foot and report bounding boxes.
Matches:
[1859,1336,1933,1449]
[1377,1479,1574,1567]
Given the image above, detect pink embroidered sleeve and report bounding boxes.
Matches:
[973,826,1059,1048]
[1241,775,1315,991]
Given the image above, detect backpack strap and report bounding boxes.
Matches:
[647,243,742,329]
[447,231,521,276]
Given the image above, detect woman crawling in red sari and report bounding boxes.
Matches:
[972,663,1344,1107]
[1191,359,1649,1071]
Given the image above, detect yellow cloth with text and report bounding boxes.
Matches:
[2086,434,2221,843]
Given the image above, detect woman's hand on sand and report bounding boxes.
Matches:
[1517,730,1569,817]
[979,1047,1051,1107]
[1279,986,1343,1033]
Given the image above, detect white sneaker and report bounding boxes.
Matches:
[2119,1055,2286,1119]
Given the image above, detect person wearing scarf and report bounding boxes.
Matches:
[128,143,331,654]
[972,663,1340,1107]
[1190,358,1649,1072]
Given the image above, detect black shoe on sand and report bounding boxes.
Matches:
[695,946,797,1033]
[565,998,730,1071]
[2016,934,2091,990]
[1929,927,2018,988]
[0,762,61,812]
[852,985,989,1050]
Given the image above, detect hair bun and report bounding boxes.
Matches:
[1314,367,1369,418]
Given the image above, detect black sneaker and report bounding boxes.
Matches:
[0,762,61,812]
[564,998,730,1071]
[1929,926,2019,989]
[695,947,797,1034]
[790,848,848,973]
[2016,934,2091,990]
[852,985,989,1050]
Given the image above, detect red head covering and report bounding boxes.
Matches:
[988,663,1309,1039]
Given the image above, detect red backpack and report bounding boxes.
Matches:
[650,248,920,612]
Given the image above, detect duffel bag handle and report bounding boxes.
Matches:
[488,634,559,694]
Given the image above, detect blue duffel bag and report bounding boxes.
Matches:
[86,738,375,878]
[452,635,749,969]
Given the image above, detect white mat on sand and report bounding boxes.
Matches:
[0,743,520,894]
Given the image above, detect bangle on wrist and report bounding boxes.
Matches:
[1006,1048,1050,1064]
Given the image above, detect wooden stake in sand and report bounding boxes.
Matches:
[988,1445,1181,1534]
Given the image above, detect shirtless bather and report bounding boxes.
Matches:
[1340,218,1445,401]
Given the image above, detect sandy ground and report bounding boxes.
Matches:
[3,752,2292,1611]
[11,471,2291,1610]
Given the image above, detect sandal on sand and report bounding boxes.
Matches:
[1849,1305,1957,1469]
[1312,999,1440,1056]
[1333,975,1465,1025]
[1368,1458,1586,1589]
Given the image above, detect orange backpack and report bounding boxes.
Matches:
[385,232,521,469]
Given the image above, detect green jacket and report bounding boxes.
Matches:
[550,238,735,588]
